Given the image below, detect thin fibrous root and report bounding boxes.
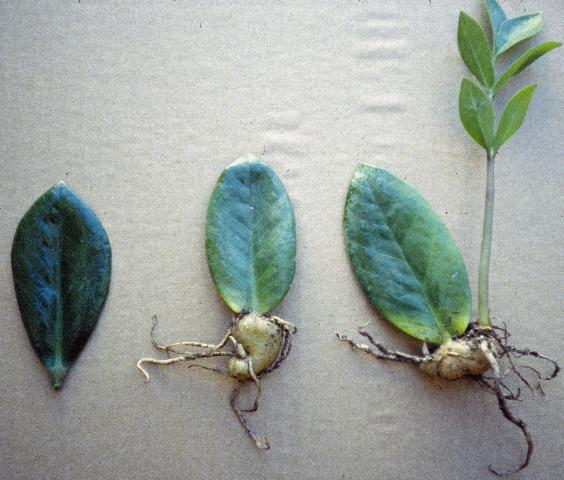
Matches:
[230,379,269,450]
[334,331,428,365]
[266,319,296,373]
[502,344,536,395]
[184,364,230,377]
[137,351,235,382]
[139,313,296,451]
[478,376,521,401]
[505,346,560,381]
[336,323,559,475]
[481,342,532,477]
[490,339,559,399]
[150,315,232,356]
[233,357,262,413]
[270,316,298,334]
[246,359,262,412]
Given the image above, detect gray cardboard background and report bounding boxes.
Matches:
[1,1,562,479]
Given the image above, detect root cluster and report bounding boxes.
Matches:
[137,312,296,450]
[336,323,559,476]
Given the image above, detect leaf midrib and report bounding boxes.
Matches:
[363,173,446,339]
[244,165,259,311]
[52,200,65,369]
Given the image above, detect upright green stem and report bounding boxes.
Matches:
[478,151,495,325]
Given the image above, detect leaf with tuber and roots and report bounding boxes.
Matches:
[137,156,297,450]
[336,162,559,476]
[338,3,560,462]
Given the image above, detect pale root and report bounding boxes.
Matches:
[228,312,283,380]
[137,312,296,450]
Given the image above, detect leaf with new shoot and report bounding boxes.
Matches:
[137,155,297,450]
[337,1,560,476]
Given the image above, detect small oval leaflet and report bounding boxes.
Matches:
[344,165,471,344]
[457,12,495,88]
[459,78,495,150]
[206,155,296,314]
[11,181,111,390]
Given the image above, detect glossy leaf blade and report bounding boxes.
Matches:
[457,12,495,88]
[11,181,111,389]
[484,0,507,38]
[206,156,296,315]
[494,42,561,93]
[495,14,543,57]
[459,78,495,150]
[344,165,471,344]
[495,84,536,151]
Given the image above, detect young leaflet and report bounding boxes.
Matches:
[336,1,560,475]
[137,155,297,450]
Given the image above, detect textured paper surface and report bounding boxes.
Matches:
[1,1,562,479]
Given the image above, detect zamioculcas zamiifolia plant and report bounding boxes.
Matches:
[137,155,297,450]
[11,181,112,390]
[336,1,559,475]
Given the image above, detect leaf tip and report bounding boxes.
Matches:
[522,83,538,97]
[49,365,69,391]
[231,153,263,167]
[457,11,470,34]
[53,179,70,189]
[356,162,372,170]
[354,163,378,180]
[51,180,74,197]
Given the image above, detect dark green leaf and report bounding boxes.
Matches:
[495,14,543,57]
[206,155,296,315]
[457,12,495,88]
[459,78,495,150]
[494,84,536,151]
[344,165,471,344]
[484,0,507,38]
[494,42,561,93]
[11,181,111,390]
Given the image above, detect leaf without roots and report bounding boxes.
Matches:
[11,181,111,390]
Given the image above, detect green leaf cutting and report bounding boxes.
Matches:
[206,155,296,315]
[457,12,495,88]
[11,181,111,390]
[344,165,472,344]
[459,78,495,150]
[494,84,536,151]
[494,42,561,93]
